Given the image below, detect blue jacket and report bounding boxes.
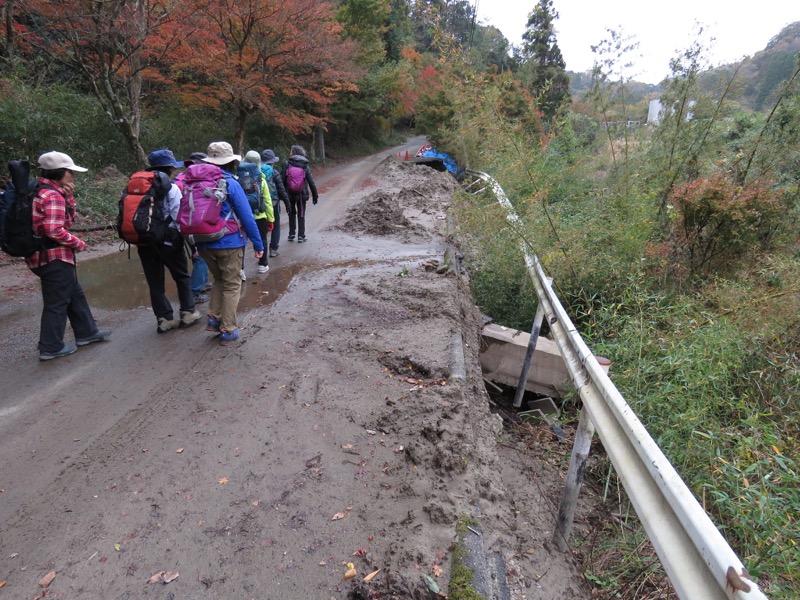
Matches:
[198,172,264,252]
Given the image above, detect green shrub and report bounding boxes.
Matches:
[0,78,128,170]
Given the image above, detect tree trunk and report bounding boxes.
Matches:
[234,107,248,157]
[314,124,326,165]
[3,0,14,60]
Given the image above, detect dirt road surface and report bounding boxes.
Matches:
[0,139,592,599]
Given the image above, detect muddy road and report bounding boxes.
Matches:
[0,139,591,599]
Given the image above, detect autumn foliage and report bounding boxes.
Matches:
[14,0,362,163]
[165,0,361,149]
[666,175,784,279]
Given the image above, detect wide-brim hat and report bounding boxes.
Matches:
[38,151,88,173]
[261,149,279,164]
[147,148,184,168]
[244,150,262,164]
[203,141,241,166]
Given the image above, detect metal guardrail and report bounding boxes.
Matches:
[463,170,768,600]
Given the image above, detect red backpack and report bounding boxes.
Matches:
[117,171,172,246]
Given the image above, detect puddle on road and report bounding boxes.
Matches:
[77,250,304,312]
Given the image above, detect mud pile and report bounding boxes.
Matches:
[336,157,455,242]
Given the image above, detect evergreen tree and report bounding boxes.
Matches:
[519,0,570,119]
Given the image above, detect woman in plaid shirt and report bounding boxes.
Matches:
[26,151,111,361]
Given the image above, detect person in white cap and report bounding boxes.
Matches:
[197,141,265,345]
[26,151,111,361]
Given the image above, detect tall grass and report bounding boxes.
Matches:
[441,54,799,597]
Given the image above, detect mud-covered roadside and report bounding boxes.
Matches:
[0,149,592,599]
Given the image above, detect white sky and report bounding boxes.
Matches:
[474,0,800,84]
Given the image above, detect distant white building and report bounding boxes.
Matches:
[648,98,664,124]
[647,98,696,125]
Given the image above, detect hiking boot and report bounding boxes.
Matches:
[201,283,213,293]
[269,249,279,257]
[219,328,240,346]
[39,343,78,361]
[207,316,221,333]
[180,310,201,328]
[75,328,112,346]
[240,268,247,281]
[257,264,270,274]
[287,234,295,241]
[157,317,180,333]
[297,235,307,243]
[193,293,209,304]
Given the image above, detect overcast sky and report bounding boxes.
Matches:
[474,0,800,84]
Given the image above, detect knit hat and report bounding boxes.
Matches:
[244,150,262,165]
[203,141,241,166]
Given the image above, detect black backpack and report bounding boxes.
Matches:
[0,160,58,257]
[237,162,264,213]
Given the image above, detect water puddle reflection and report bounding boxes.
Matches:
[78,250,304,312]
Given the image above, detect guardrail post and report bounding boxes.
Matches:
[512,300,546,408]
[553,404,595,552]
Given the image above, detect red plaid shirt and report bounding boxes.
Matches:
[24,178,87,269]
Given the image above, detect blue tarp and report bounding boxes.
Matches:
[418,148,461,176]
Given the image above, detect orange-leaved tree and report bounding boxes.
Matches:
[167,0,362,153]
[20,0,187,166]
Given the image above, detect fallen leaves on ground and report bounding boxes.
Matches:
[147,570,179,584]
[363,568,381,582]
[343,563,357,579]
[331,511,347,521]
[218,477,229,485]
[38,571,56,587]
[421,573,439,593]
[432,564,443,577]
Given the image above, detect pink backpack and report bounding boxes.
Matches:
[285,164,306,194]
[177,164,239,243]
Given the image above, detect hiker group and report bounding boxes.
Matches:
[0,142,319,361]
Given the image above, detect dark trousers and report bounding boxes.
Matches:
[32,259,98,353]
[256,218,269,267]
[287,194,306,238]
[269,202,281,251]
[137,242,195,321]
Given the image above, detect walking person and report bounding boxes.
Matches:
[177,152,211,304]
[26,151,111,360]
[282,145,318,243]
[260,149,289,257]
[243,150,274,274]
[136,149,200,333]
[197,142,265,345]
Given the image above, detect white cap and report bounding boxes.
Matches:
[38,151,88,173]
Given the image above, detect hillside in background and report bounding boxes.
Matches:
[568,21,800,111]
